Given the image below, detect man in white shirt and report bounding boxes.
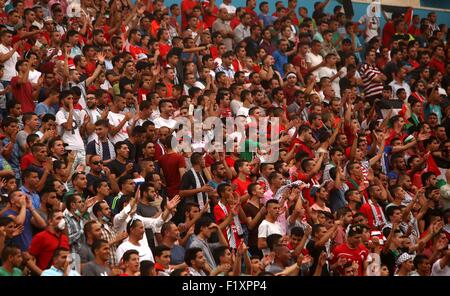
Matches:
[0,30,20,86]
[116,219,154,263]
[389,66,411,99]
[55,90,86,171]
[233,13,252,44]
[258,199,284,256]
[26,51,41,84]
[220,0,236,15]
[318,53,342,98]
[306,40,324,81]
[107,95,133,144]
[431,251,450,276]
[153,100,177,130]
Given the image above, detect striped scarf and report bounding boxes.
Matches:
[218,201,243,249]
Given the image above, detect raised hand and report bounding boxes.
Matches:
[96,52,105,63]
[317,252,327,267]
[100,106,109,120]
[125,163,134,173]
[167,195,181,212]
[0,178,6,190]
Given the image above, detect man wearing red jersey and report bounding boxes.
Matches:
[232,159,252,197]
[181,0,198,29]
[289,125,315,158]
[213,183,246,249]
[202,0,219,29]
[244,0,258,24]
[359,185,388,230]
[331,224,369,276]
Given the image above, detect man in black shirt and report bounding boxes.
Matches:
[107,141,140,180]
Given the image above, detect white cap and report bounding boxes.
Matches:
[137,53,148,61]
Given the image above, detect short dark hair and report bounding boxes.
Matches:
[194,216,212,235]
[213,246,229,265]
[122,249,139,262]
[140,260,155,276]
[290,226,304,237]
[91,239,108,255]
[184,247,203,267]
[154,245,171,257]
[1,245,21,262]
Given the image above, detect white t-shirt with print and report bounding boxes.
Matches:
[318,66,341,98]
[28,69,41,84]
[306,52,323,81]
[0,44,19,81]
[431,259,450,276]
[55,108,85,151]
[153,116,177,129]
[107,111,129,144]
[116,241,154,263]
[258,219,284,256]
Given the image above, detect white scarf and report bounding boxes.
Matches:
[273,180,308,200]
[94,138,116,160]
[218,201,243,249]
[369,199,387,229]
[191,168,208,210]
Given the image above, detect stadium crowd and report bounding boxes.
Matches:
[0,0,449,277]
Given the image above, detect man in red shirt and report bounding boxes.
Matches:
[289,125,315,158]
[158,135,187,198]
[382,12,402,48]
[27,210,70,271]
[202,0,219,29]
[244,0,258,24]
[125,29,145,60]
[181,0,197,29]
[331,224,369,276]
[10,59,35,113]
[213,183,244,249]
[232,159,252,197]
[429,45,445,74]
[359,185,388,230]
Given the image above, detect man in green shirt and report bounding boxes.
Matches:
[0,245,23,276]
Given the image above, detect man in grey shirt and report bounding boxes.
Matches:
[187,217,229,270]
[16,112,40,152]
[212,8,234,51]
[81,239,112,276]
[265,245,295,274]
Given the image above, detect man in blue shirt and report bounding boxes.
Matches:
[258,2,276,28]
[273,39,297,77]
[19,169,41,209]
[1,190,47,251]
[41,248,81,276]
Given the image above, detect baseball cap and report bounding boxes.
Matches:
[347,224,364,237]
[137,53,148,61]
[44,16,54,23]
[396,253,414,266]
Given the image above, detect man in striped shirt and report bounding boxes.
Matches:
[359,50,387,103]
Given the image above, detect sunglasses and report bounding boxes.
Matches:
[92,161,103,165]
